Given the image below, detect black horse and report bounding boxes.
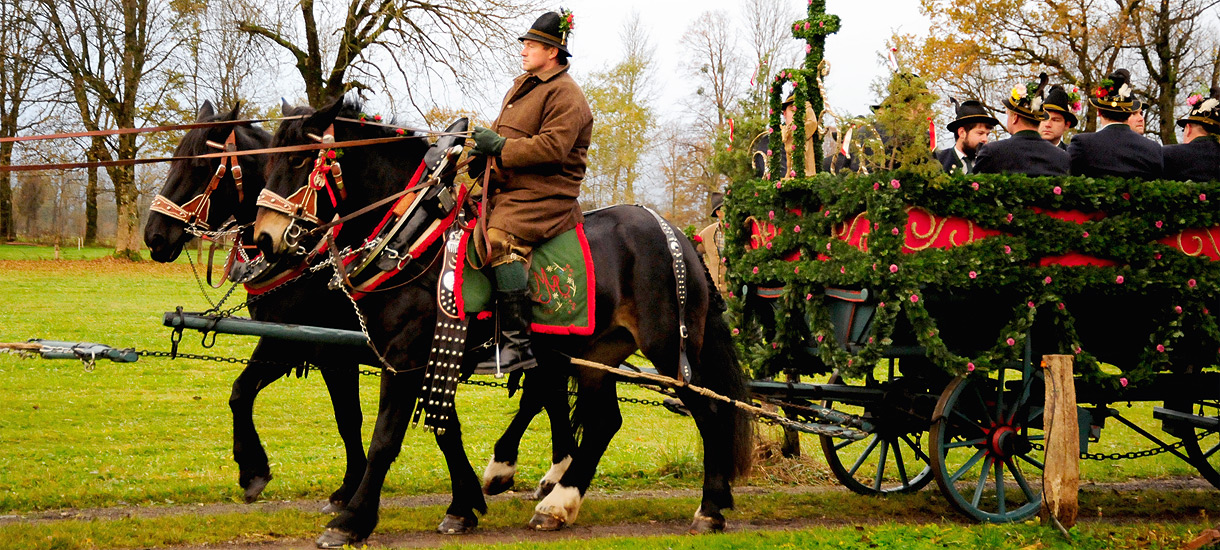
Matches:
[253,98,753,547]
[144,101,369,511]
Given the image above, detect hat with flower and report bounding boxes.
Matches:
[1043,84,1081,128]
[1177,87,1220,134]
[1089,69,1137,114]
[520,8,574,56]
[1002,72,1050,121]
[946,97,1000,134]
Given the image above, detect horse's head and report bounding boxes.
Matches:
[254,97,429,261]
[143,101,271,262]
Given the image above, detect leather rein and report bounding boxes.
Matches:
[148,129,245,232]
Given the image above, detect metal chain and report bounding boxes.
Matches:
[1030,433,1213,461]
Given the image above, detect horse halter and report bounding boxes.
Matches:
[255,124,348,254]
[149,129,245,231]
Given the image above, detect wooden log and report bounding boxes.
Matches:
[781,371,802,457]
[1040,354,1079,528]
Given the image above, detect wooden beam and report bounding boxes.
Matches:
[1040,354,1079,528]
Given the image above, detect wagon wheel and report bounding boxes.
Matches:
[818,363,936,495]
[929,364,1045,522]
[1168,396,1220,489]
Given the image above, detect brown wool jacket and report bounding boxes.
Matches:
[488,63,594,244]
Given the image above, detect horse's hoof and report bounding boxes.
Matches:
[528,511,565,531]
[315,527,364,548]
[530,480,556,501]
[242,474,272,503]
[688,514,726,534]
[483,475,514,495]
[437,513,478,535]
[321,501,343,514]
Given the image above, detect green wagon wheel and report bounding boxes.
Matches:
[1172,397,1220,489]
[930,365,1045,522]
[819,365,935,495]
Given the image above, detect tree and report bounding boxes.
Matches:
[235,0,538,107]
[15,171,46,237]
[0,0,45,242]
[584,14,655,207]
[1128,0,1220,143]
[35,0,181,258]
[680,11,745,134]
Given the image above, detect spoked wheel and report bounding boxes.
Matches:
[818,363,936,495]
[1171,397,1220,489]
[930,365,1045,522]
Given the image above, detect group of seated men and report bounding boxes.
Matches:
[936,69,1220,182]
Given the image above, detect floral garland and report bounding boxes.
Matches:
[725,172,1220,391]
[1064,86,1082,113]
[558,8,575,42]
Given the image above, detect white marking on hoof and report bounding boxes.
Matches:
[540,455,572,486]
[534,484,583,523]
[483,458,516,485]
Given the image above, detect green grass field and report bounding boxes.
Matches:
[1,246,1217,548]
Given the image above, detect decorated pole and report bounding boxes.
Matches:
[767,0,840,179]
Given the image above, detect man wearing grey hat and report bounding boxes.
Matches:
[972,73,1071,176]
[1067,69,1162,179]
[467,9,593,372]
[1163,87,1220,182]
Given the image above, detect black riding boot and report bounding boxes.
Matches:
[477,289,537,374]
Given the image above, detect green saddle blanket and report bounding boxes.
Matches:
[456,225,595,336]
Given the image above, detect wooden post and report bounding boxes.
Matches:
[781,371,801,457]
[1040,354,1079,528]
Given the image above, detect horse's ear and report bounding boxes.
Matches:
[281,98,294,116]
[197,100,215,121]
[303,98,344,134]
[223,102,241,121]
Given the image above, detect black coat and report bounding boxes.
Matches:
[1067,123,1163,180]
[1162,135,1220,183]
[972,130,1070,176]
[935,146,970,174]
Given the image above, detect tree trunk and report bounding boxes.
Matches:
[0,141,13,241]
[85,138,103,244]
[110,133,141,259]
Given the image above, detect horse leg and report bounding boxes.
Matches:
[529,372,622,531]
[230,338,292,503]
[318,357,366,513]
[482,372,545,495]
[533,370,575,500]
[673,388,734,533]
[436,418,488,534]
[317,369,415,548]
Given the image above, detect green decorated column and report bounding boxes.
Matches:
[767,0,840,179]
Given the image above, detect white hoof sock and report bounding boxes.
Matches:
[534,484,583,523]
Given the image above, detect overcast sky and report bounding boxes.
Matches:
[510,0,930,119]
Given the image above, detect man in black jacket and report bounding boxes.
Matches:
[935,98,998,174]
[1067,69,1162,180]
[1040,84,1080,150]
[973,73,1071,176]
[1163,87,1220,182]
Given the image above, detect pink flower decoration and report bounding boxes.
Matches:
[772,342,778,349]
[776,182,783,189]
[1115,275,1124,284]
[1004,245,1012,254]
[793,225,801,232]
[373,114,382,121]
[1044,276,1053,284]
[1006,337,1016,346]
[1119,377,1128,387]
[1189,278,1198,288]
[1201,193,1208,202]
[840,266,846,274]
[1122,192,1131,200]
[768,210,775,220]
[823,210,830,217]
[787,170,796,178]
[1189,94,1204,106]
[1175,305,1183,314]
[1058,302,1065,310]
[765,242,773,249]
[1006,213,1014,222]
[891,227,900,235]
[767,149,774,156]
[1155,253,1162,260]
[889,264,899,273]
[752,266,759,274]
[1028,301,1036,308]
[804,21,810,30]
[1073,345,1081,354]
[873,182,880,190]
[969,271,977,279]
[326,150,337,160]
[794,267,800,274]
[816,334,824,342]
[731,328,740,335]
[878,302,886,308]
[806,293,813,300]
[728,291,735,297]
[1156,344,1165,352]
[1155,220,1163,228]
[806,44,812,53]
[971,182,980,191]
[910,294,920,303]
[890,179,901,189]
[1053,186,1062,195]
[966,362,975,372]
[826,242,832,251]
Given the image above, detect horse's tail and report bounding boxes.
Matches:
[693,250,754,482]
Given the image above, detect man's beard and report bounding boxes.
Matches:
[961,141,979,157]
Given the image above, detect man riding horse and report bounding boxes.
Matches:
[470,8,593,373]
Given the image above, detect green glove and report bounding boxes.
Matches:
[471,126,506,156]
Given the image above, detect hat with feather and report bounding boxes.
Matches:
[1002,72,1050,121]
[1089,69,1138,114]
[1177,87,1220,134]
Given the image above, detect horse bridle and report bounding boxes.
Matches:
[255,124,347,255]
[148,129,245,232]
